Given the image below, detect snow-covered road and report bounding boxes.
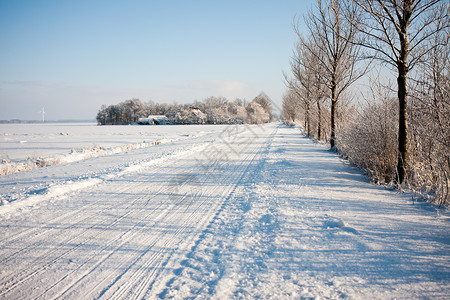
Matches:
[1,123,449,299]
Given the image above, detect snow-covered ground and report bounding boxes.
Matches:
[0,123,228,175]
[0,123,229,162]
[0,123,448,299]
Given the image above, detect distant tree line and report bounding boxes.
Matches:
[283,0,449,206]
[96,93,273,126]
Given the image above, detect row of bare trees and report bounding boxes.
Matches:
[284,0,367,148]
[283,0,449,205]
[97,93,273,126]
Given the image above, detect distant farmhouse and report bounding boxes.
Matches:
[137,115,170,125]
[97,93,273,126]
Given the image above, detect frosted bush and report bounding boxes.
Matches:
[339,96,398,184]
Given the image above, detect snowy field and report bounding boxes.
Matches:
[0,123,229,175]
[0,123,233,161]
[0,122,449,299]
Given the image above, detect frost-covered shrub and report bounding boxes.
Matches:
[246,101,270,124]
[281,90,299,124]
[339,95,398,184]
[340,69,449,206]
[408,43,449,206]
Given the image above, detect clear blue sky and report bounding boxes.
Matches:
[0,0,314,120]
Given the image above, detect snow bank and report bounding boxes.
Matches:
[116,143,209,177]
[0,178,102,218]
[0,123,227,176]
[0,140,167,176]
[0,141,210,218]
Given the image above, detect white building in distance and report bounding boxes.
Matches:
[137,115,170,125]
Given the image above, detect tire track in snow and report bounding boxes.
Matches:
[155,125,278,298]
[64,186,214,299]
[0,190,163,298]
[0,143,214,298]
[0,124,276,299]
[1,177,173,297]
[40,191,174,300]
[0,183,149,272]
[96,125,275,299]
[0,142,210,268]
[0,183,132,267]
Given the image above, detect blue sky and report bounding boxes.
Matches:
[0,0,314,120]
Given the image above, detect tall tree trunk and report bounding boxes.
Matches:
[397,13,410,185]
[306,102,311,137]
[317,100,322,141]
[330,82,337,149]
[304,114,307,131]
[397,62,409,184]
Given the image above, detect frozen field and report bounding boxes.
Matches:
[0,123,449,299]
[0,123,230,175]
[0,123,229,162]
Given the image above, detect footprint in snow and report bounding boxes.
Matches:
[259,213,274,225]
[323,219,359,234]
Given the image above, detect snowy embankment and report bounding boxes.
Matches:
[0,123,448,299]
[1,141,162,175]
[0,123,217,176]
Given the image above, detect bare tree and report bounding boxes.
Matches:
[286,36,315,137]
[311,56,327,141]
[353,0,448,184]
[297,36,328,140]
[298,0,367,149]
[409,24,449,205]
[282,90,300,125]
[285,32,330,139]
[284,78,313,135]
